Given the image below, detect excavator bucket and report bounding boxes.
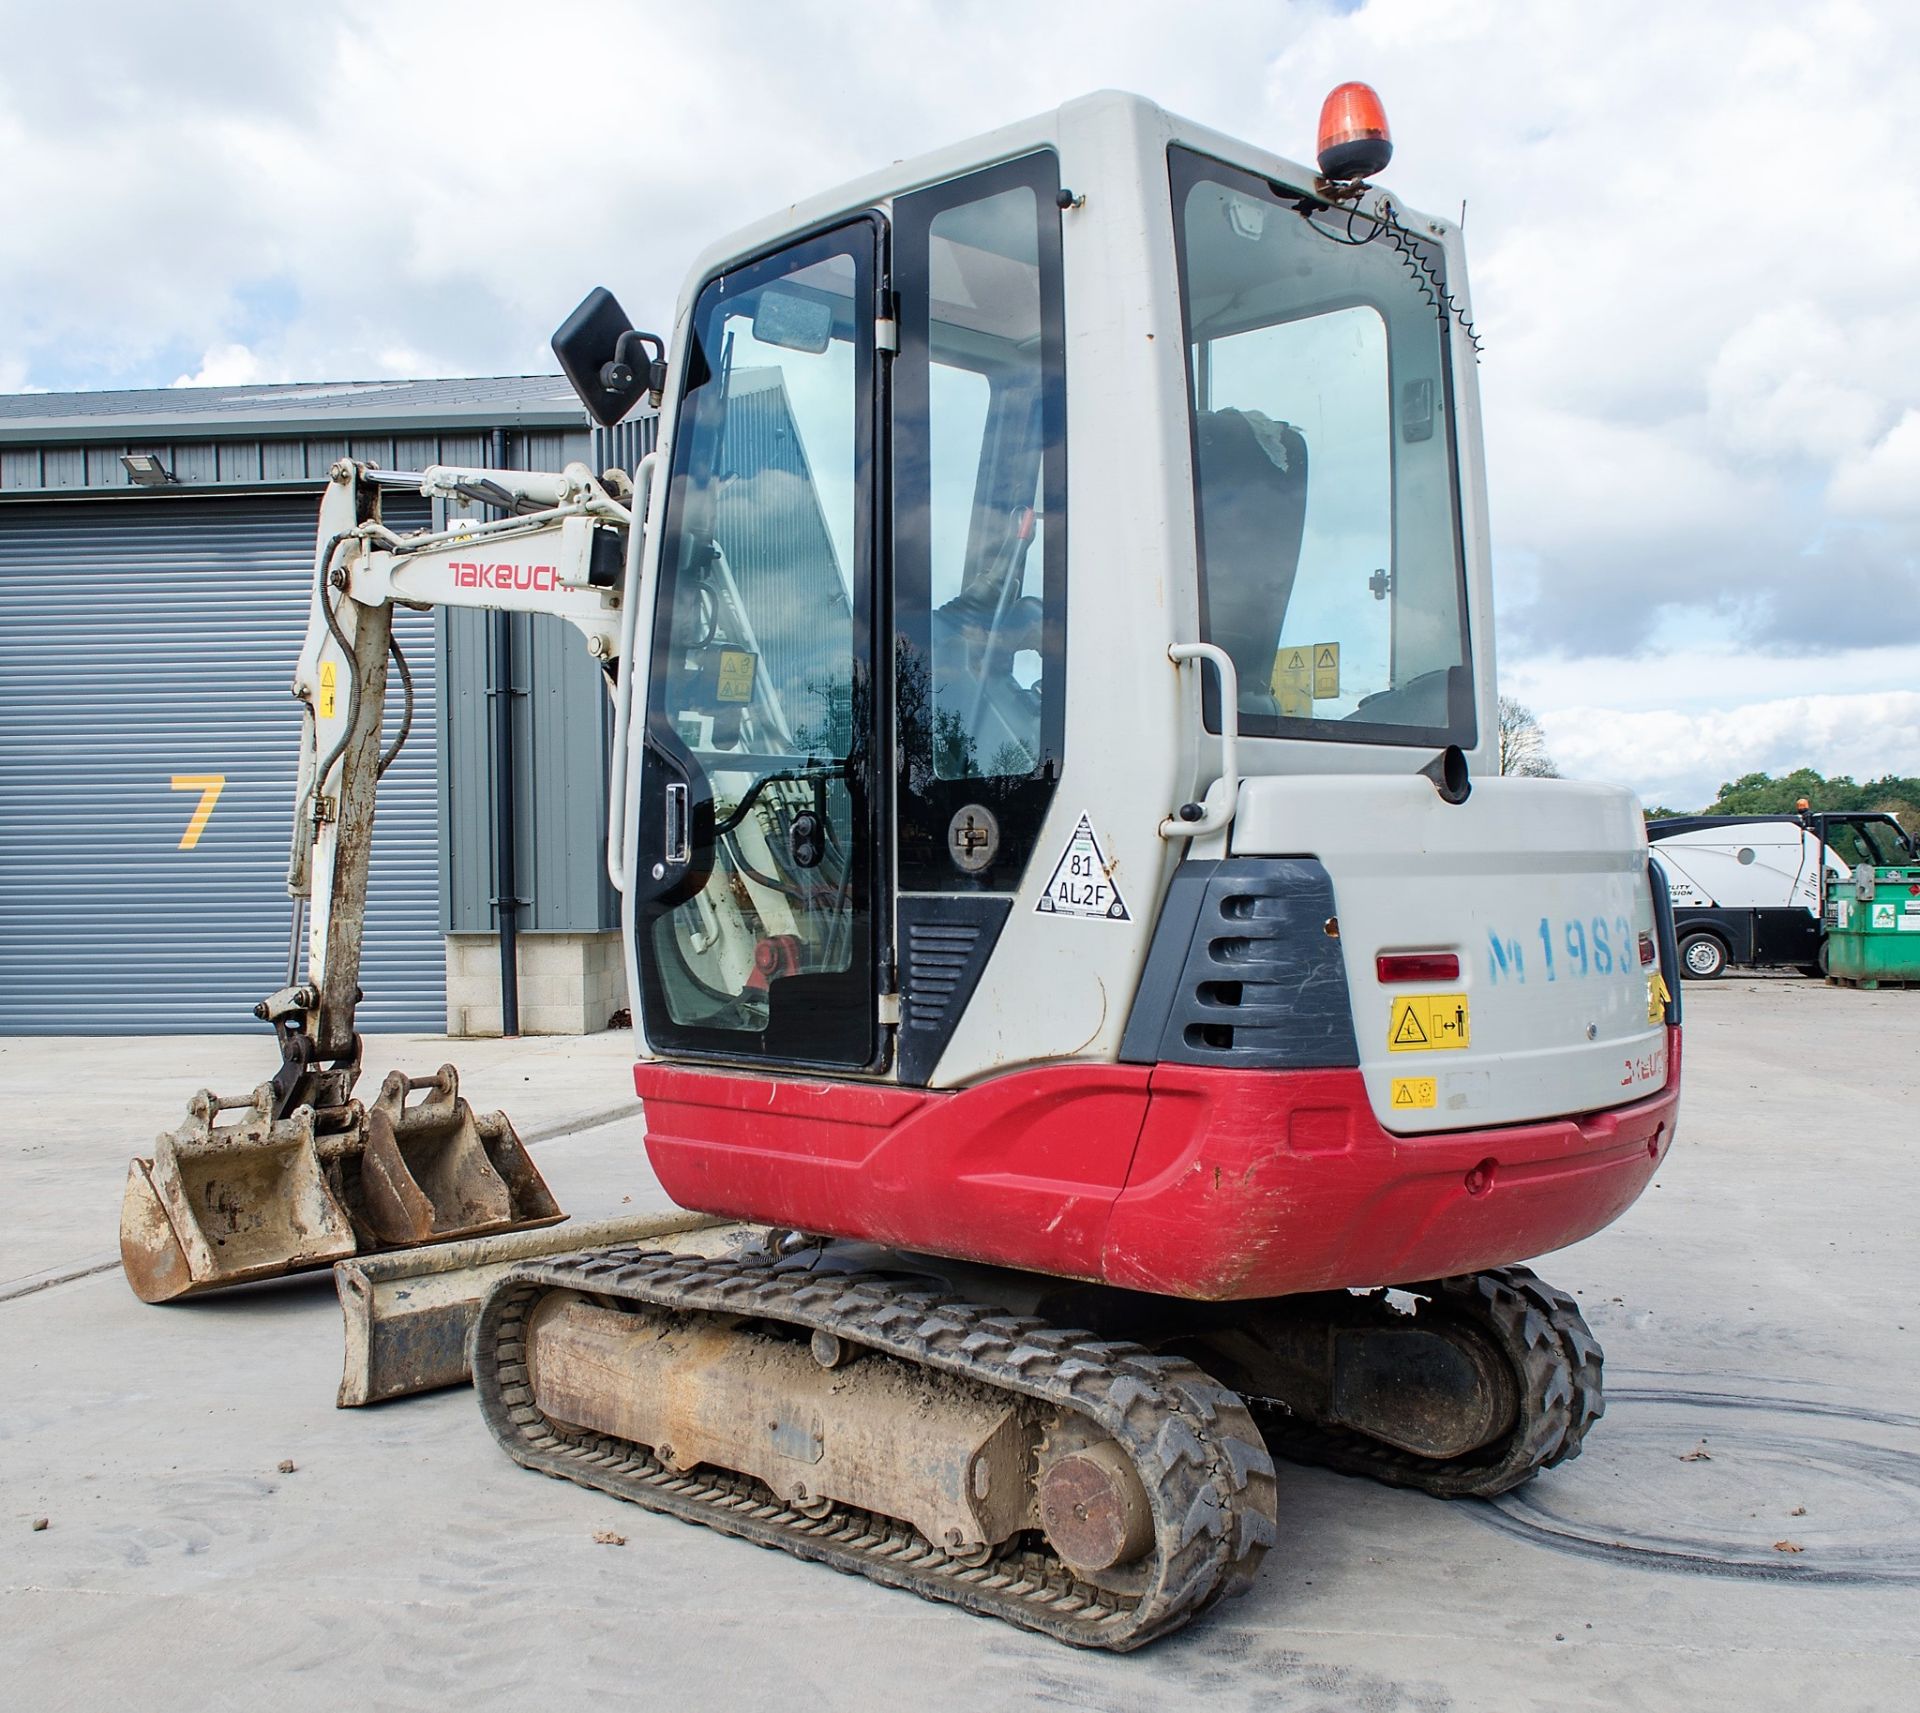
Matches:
[120,1065,564,1304]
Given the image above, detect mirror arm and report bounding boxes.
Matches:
[603,332,668,408]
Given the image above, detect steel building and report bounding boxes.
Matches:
[0,377,641,1037]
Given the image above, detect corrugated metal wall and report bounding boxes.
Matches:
[439,608,616,933]
[0,491,443,1033]
[441,423,631,936]
[588,412,659,485]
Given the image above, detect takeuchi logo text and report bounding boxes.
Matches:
[450,561,559,591]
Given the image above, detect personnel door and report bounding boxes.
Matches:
[632,220,884,1070]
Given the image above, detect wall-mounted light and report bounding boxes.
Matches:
[121,452,177,487]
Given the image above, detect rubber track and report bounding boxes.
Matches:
[473,1247,1278,1650]
[1257,1265,1605,1499]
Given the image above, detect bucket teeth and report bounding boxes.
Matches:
[119,1065,565,1303]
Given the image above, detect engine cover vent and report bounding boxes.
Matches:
[1119,858,1359,1070]
[895,895,1013,1085]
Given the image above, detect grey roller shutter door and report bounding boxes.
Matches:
[0,493,444,1033]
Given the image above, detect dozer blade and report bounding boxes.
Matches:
[333,1212,745,1406]
[120,1065,565,1304]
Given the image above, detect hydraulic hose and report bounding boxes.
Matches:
[378,632,414,777]
[304,533,361,825]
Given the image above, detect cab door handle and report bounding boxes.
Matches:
[664,781,690,865]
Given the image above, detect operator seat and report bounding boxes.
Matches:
[1193,409,1308,718]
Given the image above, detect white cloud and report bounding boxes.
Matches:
[1506,638,1920,716]
[172,343,274,388]
[1706,304,1901,468]
[2,0,1917,772]
[1829,410,1920,518]
[1505,633,1920,807]
[1536,690,1920,812]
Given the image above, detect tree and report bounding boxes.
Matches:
[1497,695,1561,778]
[1705,768,1920,833]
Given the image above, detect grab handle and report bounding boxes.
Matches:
[605,451,659,893]
[1160,642,1240,839]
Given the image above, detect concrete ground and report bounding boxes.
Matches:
[3,983,1916,1712]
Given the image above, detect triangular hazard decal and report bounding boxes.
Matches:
[1035,813,1130,922]
[1316,646,1336,668]
[1285,649,1308,671]
[1393,1083,1416,1105]
[1392,1004,1429,1046]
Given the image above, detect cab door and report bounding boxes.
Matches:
[631,219,885,1071]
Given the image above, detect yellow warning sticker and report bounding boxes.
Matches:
[319,660,337,720]
[1646,971,1672,1024]
[1271,646,1312,703]
[1276,685,1313,718]
[1388,992,1470,1052]
[715,649,757,704]
[1312,642,1341,700]
[1391,1076,1437,1110]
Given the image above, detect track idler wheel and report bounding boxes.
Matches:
[1035,1438,1155,1576]
[1202,1265,1603,1500]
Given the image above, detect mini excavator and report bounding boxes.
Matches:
[121,89,1683,1649]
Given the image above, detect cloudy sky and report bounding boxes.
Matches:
[3,0,1915,809]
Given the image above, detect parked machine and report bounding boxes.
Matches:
[119,89,1683,1648]
[1648,810,1919,980]
[1809,813,1920,987]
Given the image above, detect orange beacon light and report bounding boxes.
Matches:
[1317,82,1393,182]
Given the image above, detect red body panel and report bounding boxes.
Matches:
[636,1027,1681,1301]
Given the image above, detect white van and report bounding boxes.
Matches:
[1647,813,1915,977]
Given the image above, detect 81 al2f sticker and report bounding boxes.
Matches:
[1036,813,1130,921]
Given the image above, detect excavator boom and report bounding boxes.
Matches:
[120,458,639,1300]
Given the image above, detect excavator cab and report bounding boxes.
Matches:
[584,95,1675,1283]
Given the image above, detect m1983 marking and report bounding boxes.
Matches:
[1488,914,1637,985]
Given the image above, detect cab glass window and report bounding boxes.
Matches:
[1172,146,1474,747]
[894,153,1066,888]
[638,224,878,1065]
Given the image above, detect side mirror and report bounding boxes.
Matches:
[552,287,666,428]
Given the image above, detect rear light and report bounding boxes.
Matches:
[1639,933,1656,967]
[1376,952,1459,984]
